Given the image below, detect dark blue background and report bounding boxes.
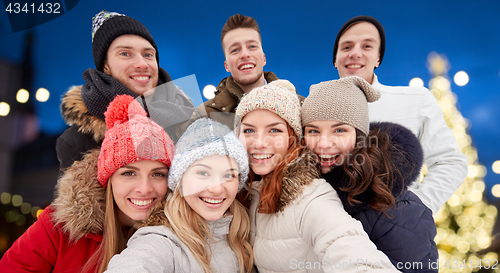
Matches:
[1,0,499,198]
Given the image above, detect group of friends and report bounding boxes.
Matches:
[0,10,468,273]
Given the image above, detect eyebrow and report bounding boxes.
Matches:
[110,45,156,51]
[191,164,240,173]
[241,121,287,128]
[119,165,168,171]
[228,39,259,49]
[304,122,347,129]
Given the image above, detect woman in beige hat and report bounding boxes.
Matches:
[302,76,438,272]
[235,79,398,272]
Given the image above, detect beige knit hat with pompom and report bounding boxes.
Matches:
[301,76,381,136]
[235,79,302,138]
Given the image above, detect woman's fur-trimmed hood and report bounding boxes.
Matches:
[51,149,106,241]
[276,149,321,212]
[60,86,107,142]
[322,122,424,214]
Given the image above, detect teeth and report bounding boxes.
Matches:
[201,198,224,204]
[239,64,255,70]
[319,154,336,159]
[132,76,149,81]
[347,65,362,69]
[130,199,154,206]
[252,154,273,160]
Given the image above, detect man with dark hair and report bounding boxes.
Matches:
[332,15,468,214]
[56,10,194,175]
[188,14,303,128]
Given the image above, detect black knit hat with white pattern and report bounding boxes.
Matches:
[91,10,159,71]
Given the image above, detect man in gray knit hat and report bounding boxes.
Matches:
[332,15,467,214]
[56,10,194,177]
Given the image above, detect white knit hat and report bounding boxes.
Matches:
[168,118,249,194]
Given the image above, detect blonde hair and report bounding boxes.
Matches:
[165,188,253,273]
[82,183,135,273]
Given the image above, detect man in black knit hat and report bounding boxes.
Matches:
[332,15,468,214]
[56,10,194,176]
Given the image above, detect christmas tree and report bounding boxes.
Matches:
[427,52,498,272]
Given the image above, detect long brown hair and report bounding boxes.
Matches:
[340,128,400,212]
[81,183,135,273]
[165,188,253,273]
[245,126,305,214]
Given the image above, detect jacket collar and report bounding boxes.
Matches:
[52,149,106,241]
[210,72,279,112]
[60,86,107,143]
[250,149,320,213]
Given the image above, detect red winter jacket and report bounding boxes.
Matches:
[0,149,106,272]
[0,206,102,272]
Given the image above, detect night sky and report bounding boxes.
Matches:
[1,0,499,199]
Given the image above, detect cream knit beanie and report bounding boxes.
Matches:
[301,76,381,135]
[235,80,302,138]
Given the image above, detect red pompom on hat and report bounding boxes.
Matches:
[97,94,174,187]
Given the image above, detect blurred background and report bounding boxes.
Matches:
[0,0,499,270]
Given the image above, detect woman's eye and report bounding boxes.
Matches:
[197,171,209,177]
[223,173,237,179]
[270,128,282,133]
[145,53,154,58]
[307,129,319,134]
[119,52,130,56]
[243,128,254,134]
[121,171,135,176]
[152,172,166,177]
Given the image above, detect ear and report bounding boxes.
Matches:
[103,63,111,75]
[334,61,337,69]
[224,60,229,72]
[262,53,266,67]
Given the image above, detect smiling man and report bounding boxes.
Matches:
[332,15,468,214]
[56,10,194,176]
[188,14,303,129]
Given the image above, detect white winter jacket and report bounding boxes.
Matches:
[248,151,400,273]
[369,74,468,213]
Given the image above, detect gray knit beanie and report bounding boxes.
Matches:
[168,118,249,193]
[301,76,381,135]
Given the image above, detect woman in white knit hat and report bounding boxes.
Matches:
[235,79,398,272]
[105,118,253,273]
[302,76,438,272]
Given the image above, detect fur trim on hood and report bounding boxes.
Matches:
[276,148,320,212]
[322,122,423,215]
[60,86,107,143]
[52,149,106,241]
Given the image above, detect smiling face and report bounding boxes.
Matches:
[110,160,168,226]
[223,28,266,93]
[304,120,357,174]
[334,22,381,84]
[181,155,239,221]
[238,109,290,176]
[104,34,159,96]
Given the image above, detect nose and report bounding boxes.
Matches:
[137,177,154,193]
[240,47,251,59]
[348,45,362,59]
[207,179,224,195]
[134,55,149,70]
[251,132,268,149]
[318,134,334,149]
